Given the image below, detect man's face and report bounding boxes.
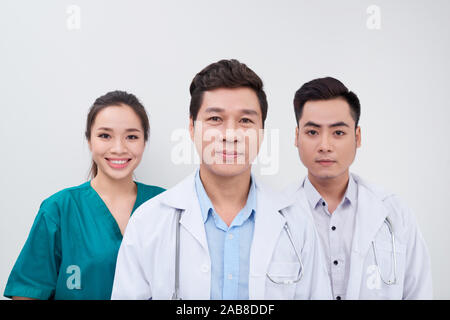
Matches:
[295,98,361,181]
[190,87,264,178]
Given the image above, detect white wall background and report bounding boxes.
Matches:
[1,0,449,299]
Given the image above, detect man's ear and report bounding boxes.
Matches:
[189,117,195,142]
[294,126,299,148]
[355,126,361,148]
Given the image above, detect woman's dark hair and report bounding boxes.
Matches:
[189,59,268,126]
[85,90,149,179]
[293,77,361,128]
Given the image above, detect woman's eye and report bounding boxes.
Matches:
[127,135,139,140]
[98,133,110,139]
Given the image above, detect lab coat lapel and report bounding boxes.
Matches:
[159,171,209,255]
[249,180,290,299]
[345,175,389,299]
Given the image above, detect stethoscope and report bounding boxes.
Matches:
[371,217,397,285]
[171,209,304,300]
[323,179,398,287]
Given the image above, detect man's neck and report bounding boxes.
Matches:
[199,166,251,226]
[308,171,350,213]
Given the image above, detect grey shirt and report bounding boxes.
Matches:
[303,175,358,300]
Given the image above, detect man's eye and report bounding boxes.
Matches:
[240,118,253,124]
[335,130,345,136]
[98,133,110,139]
[306,130,318,136]
[208,116,221,122]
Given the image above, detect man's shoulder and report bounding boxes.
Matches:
[130,172,196,225]
[131,191,171,224]
[352,173,418,229]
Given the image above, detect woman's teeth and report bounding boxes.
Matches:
[110,160,127,164]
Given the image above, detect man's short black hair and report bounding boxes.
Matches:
[293,77,361,127]
[189,59,268,126]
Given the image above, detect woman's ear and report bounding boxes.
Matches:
[87,139,92,152]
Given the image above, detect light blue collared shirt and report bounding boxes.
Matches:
[194,170,256,300]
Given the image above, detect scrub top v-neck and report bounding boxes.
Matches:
[4,181,165,300]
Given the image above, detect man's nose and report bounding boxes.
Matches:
[318,134,333,152]
[222,120,241,143]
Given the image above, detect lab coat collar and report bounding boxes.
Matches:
[346,173,394,299]
[194,169,257,225]
[291,173,394,250]
[159,171,210,255]
[160,169,295,299]
[286,172,393,207]
[287,173,394,299]
[249,176,293,299]
[289,174,358,206]
[159,170,197,210]
[160,169,295,213]
[348,173,391,254]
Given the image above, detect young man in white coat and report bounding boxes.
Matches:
[111,59,331,300]
[289,77,432,300]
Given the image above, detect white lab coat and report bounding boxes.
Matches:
[287,174,433,299]
[111,171,332,300]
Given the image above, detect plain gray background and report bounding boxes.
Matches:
[1,0,449,299]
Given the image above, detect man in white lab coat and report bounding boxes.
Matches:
[289,77,432,299]
[111,59,332,300]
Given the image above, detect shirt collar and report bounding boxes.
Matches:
[303,174,358,209]
[194,169,256,225]
[303,177,323,209]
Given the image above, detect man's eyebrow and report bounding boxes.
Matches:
[303,121,350,128]
[241,109,259,116]
[204,107,259,116]
[204,107,225,113]
[329,121,350,128]
[303,121,321,128]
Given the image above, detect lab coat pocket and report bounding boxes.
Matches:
[364,239,407,299]
[265,262,300,299]
[375,239,406,254]
[374,239,406,281]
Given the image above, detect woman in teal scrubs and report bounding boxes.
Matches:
[4,91,165,300]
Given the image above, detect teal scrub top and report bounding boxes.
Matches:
[4,181,165,300]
